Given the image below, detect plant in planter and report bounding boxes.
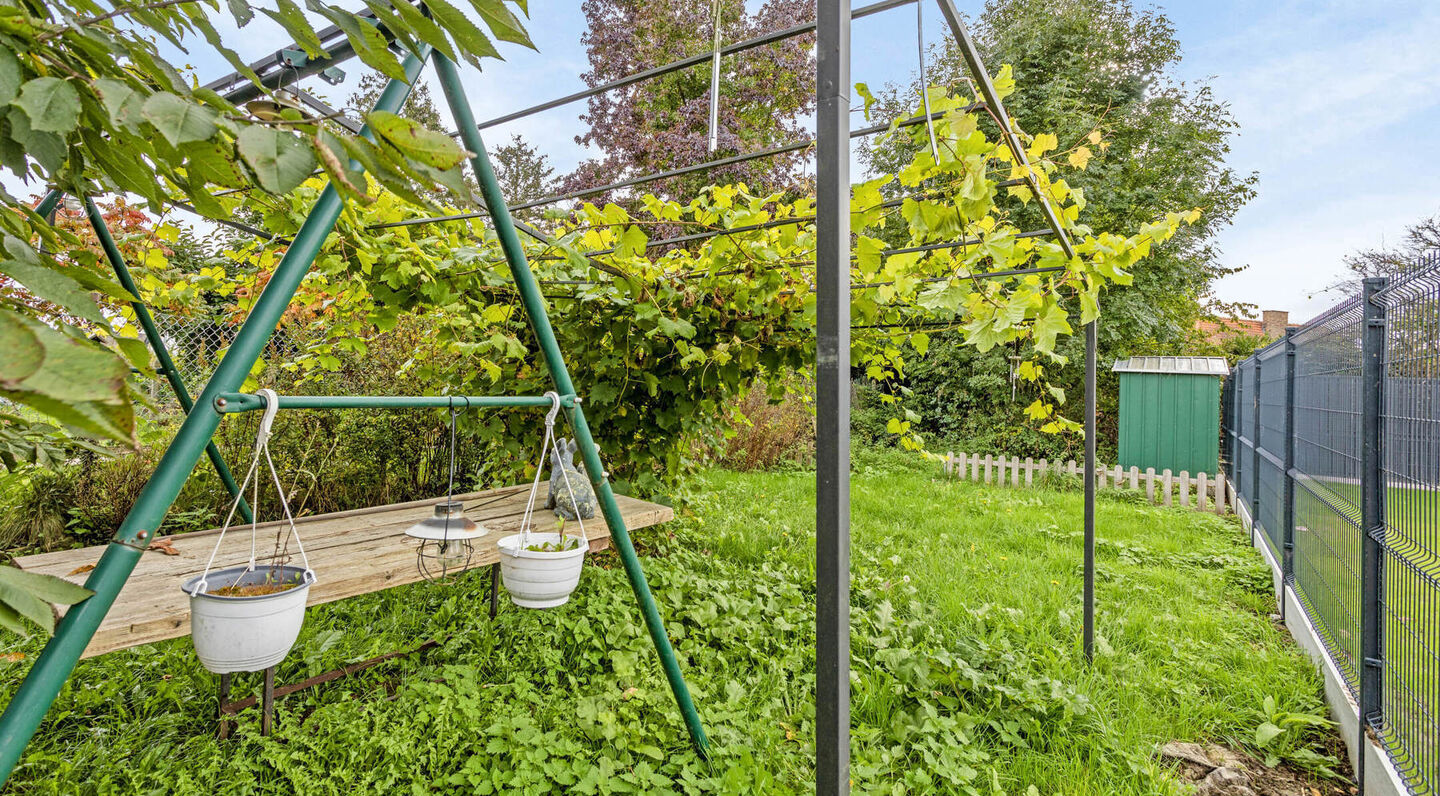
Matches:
[498,393,590,609]
[182,390,316,673]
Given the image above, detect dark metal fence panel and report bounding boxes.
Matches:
[1375,256,1440,792]
[1290,295,1367,702]
[1257,342,1290,558]
[1234,358,1254,518]
[1224,251,1440,795]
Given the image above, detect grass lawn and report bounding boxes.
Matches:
[0,451,1344,794]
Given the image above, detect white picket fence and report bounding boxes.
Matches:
[940,451,1232,514]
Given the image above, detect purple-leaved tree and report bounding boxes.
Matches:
[566,0,815,202]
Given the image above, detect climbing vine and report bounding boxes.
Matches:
[195,74,1198,492]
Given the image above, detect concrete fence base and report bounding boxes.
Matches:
[1234,483,1406,796]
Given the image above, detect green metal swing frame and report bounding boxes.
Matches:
[0,46,708,783]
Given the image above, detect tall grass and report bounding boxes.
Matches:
[0,456,1343,793]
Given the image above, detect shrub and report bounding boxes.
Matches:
[714,380,814,471]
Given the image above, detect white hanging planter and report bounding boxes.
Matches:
[182,565,316,673]
[497,532,586,609]
[497,392,592,609]
[182,389,317,674]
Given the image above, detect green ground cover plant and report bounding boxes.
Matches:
[0,455,1341,794]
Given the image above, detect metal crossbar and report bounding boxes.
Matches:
[369,107,982,231]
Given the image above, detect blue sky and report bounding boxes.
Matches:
[79,0,1440,322]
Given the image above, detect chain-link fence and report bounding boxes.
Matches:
[1225,250,1440,793]
[139,311,311,417]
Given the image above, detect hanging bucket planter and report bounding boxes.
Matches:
[182,389,317,674]
[498,392,590,609]
[184,565,315,673]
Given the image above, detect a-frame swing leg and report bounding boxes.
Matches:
[81,193,255,524]
[0,49,433,787]
[434,53,711,757]
[27,188,254,524]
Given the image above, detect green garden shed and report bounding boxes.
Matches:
[1112,356,1229,476]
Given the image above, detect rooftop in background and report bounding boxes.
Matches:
[1196,309,1297,344]
[1111,356,1231,376]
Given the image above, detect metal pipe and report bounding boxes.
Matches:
[1359,276,1388,787]
[816,0,852,790]
[1082,319,1096,661]
[1251,356,1261,546]
[707,0,723,153]
[84,196,255,525]
[472,0,916,133]
[371,107,979,231]
[34,189,62,219]
[433,51,711,756]
[212,393,575,413]
[932,0,1103,665]
[0,48,433,788]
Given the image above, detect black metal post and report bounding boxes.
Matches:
[1359,276,1388,786]
[1251,357,1262,544]
[216,673,232,740]
[488,563,500,620]
[261,667,275,737]
[815,0,852,791]
[1083,321,1096,661]
[1281,329,1297,620]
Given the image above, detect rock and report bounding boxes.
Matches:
[1195,766,1258,796]
[1161,741,1216,768]
[1204,745,1245,768]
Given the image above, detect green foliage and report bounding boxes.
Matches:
[0,0,532,452]
[229,77,1194,493]
[0,465,1341,793]
[0,565,90,637]
[1249,695,1340,776]
[860,0,1255,452]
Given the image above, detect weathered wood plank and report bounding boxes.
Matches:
[14,486,670,658]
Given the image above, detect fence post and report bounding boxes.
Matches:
[1359,276,1388,780]
[1197,472,1208,511]
[1281,328,1297,620]
[1251,357,1262,545]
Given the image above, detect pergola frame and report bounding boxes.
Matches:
[0,3,1100,791]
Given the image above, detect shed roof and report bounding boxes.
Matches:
[1110,356,1230,376]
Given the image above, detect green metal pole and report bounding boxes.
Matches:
[83,196,254,524]
[213,392,576,413]
[34,190,62,220]
[0,49,432,786]
[434,52,711,756]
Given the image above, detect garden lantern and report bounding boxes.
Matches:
[405,500,487,580]
[405,400,485,580]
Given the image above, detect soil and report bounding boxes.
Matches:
[1161,741,1355,796]
[210,581,300,598]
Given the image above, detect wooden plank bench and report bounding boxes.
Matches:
[13,484,672,659]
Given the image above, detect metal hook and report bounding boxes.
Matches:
[543,390,562,428]
[255,388,280,446]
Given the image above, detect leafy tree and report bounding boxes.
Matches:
[348,71,444,130]
[492,133,556,205]
[565,0,815,201]
[860,0,1254,456]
